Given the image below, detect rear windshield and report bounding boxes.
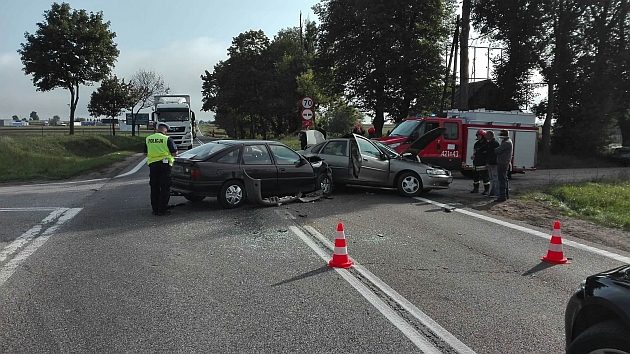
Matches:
[179,142,228,160]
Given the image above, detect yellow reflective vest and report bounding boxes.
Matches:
[146,133,175,166]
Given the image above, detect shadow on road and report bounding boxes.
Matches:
[271,265,332,287]
[522,261,556,276]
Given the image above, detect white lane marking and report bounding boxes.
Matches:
[0,208,82,287]
[0,179,107,188]
[114,157,147,179]
[290,226,442,353]
[304,225,476,354]
[0,207,60,212]
[0,208,68,263]
[414,197,630,264]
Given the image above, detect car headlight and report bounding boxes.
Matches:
[389,143,401,149]
[426,168,447,176]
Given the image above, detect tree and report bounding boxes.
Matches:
[18,2,119,135]
[29,111,40,121]
[319,99,363,137]
[315,0,452,136]
[88,76,134,136]
[127,69,170,136]
[202,30,272,139]
[51,115,61,126]
[12,115,19,122]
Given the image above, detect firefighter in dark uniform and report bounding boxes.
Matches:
[145,122,178,215]
[470,129,490,194]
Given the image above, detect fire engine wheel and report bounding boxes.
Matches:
[397,172,422,197]
[218,180,246,209]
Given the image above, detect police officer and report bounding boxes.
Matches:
[145,122,178,215]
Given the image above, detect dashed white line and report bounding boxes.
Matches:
[0,208,68,263]
[0,208,82,287]
[114,157,147,179]
[290,226,442,353]
[0,207,60,212]
[303,225,476,354]
[414,196,630,264]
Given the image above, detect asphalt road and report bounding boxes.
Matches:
[1,161,629,353]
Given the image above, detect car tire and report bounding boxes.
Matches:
[318,173,333,196]
[218,180,246,209]
[397,172,422,197]
[184,195,205,202]
[567,320,630,354]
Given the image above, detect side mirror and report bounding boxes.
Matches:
[295,158,307,167]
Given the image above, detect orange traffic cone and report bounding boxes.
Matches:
[542,220,570,264]
[328,222,354,268]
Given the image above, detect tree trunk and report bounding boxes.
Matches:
[620,117,630,146]
[111,116,116,136]
[374,85,385,136]
[542,80,554,157]
[69,85,77,135]
[131,110,137,137]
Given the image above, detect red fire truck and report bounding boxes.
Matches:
[378,109,538,175]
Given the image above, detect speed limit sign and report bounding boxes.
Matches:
[301,97,314,109]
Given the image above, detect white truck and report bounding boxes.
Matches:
[151,95,197,150]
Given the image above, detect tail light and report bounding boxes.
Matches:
[190,167,201,180]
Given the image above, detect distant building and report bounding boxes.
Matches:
[452,79,519,111]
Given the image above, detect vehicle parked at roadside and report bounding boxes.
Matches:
[171,140,332,208]
[299,132,452,196]
[565,264,630,354]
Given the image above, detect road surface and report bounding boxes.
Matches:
[1,162,629,353]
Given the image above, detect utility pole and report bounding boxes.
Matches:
[459,0,471,111]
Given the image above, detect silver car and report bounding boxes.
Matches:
[300,132,453,197]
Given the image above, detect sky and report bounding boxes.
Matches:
[0,0,318,122]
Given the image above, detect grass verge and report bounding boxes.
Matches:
[522,180,630,231]
[0,135,144,182]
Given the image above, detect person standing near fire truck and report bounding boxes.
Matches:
[470,130,490,194]
[485,131,500,197]
[495,130,513,202]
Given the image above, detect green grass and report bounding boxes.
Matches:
[0,135,144,182]
[523,181,630,231]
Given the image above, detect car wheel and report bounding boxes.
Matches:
[184,195,205,202]
[218,180,245,209]
[318,173,333,196]
[397,172,422,197]
[567,321,630,354]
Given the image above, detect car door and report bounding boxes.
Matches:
[317,140,350,182]
[241,144,278,197]
[353,134,390,185]
[268,144,315,195]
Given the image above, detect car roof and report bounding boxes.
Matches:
[213,139,286,146]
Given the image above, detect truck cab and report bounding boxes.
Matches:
[378,117,464,171]
[152,95,197,150]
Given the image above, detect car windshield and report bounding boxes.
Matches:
[389,120,422,137]
[372,140,399,158]
[157,110,190,122]
[178,142,228,160]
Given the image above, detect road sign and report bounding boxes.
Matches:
[125,113,149,125]
[301,109,314,120]
[301,97,314,109]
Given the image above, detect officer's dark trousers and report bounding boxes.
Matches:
[149,162,171,213]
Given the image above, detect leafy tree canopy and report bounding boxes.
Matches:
[18,2,119,134]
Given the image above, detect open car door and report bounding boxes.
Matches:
[402,127,446,157]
